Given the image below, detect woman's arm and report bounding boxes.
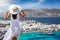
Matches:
[4,10,11,20]
[19,10,26,20]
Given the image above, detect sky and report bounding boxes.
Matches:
[0,0,60,12]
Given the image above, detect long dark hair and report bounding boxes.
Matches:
[12,14,17,19]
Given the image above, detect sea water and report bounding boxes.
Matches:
[1,17,60,40]
[1,17,60,24]
[18,32,60,40]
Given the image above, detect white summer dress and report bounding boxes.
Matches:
[3,5,22,40]
[3,12,21,40]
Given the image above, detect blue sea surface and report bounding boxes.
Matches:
[18,32,60,40]
[1,17,60,24]
[1,17,60,40]
[25,17,60,24]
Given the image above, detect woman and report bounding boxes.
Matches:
[3,5,26,40]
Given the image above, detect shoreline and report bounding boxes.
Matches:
[0,20,60,32]
[0,20,60,39]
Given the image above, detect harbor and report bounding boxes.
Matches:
[0,20,60,40]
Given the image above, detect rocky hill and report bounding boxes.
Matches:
[24,9,60,17]
[0,9,60,17]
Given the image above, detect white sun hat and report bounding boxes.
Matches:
[8,5,22,14]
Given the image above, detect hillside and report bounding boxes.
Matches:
[0,9,60,17]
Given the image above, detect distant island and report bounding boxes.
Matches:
[0,9,60,17]
[24,9,60,17]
